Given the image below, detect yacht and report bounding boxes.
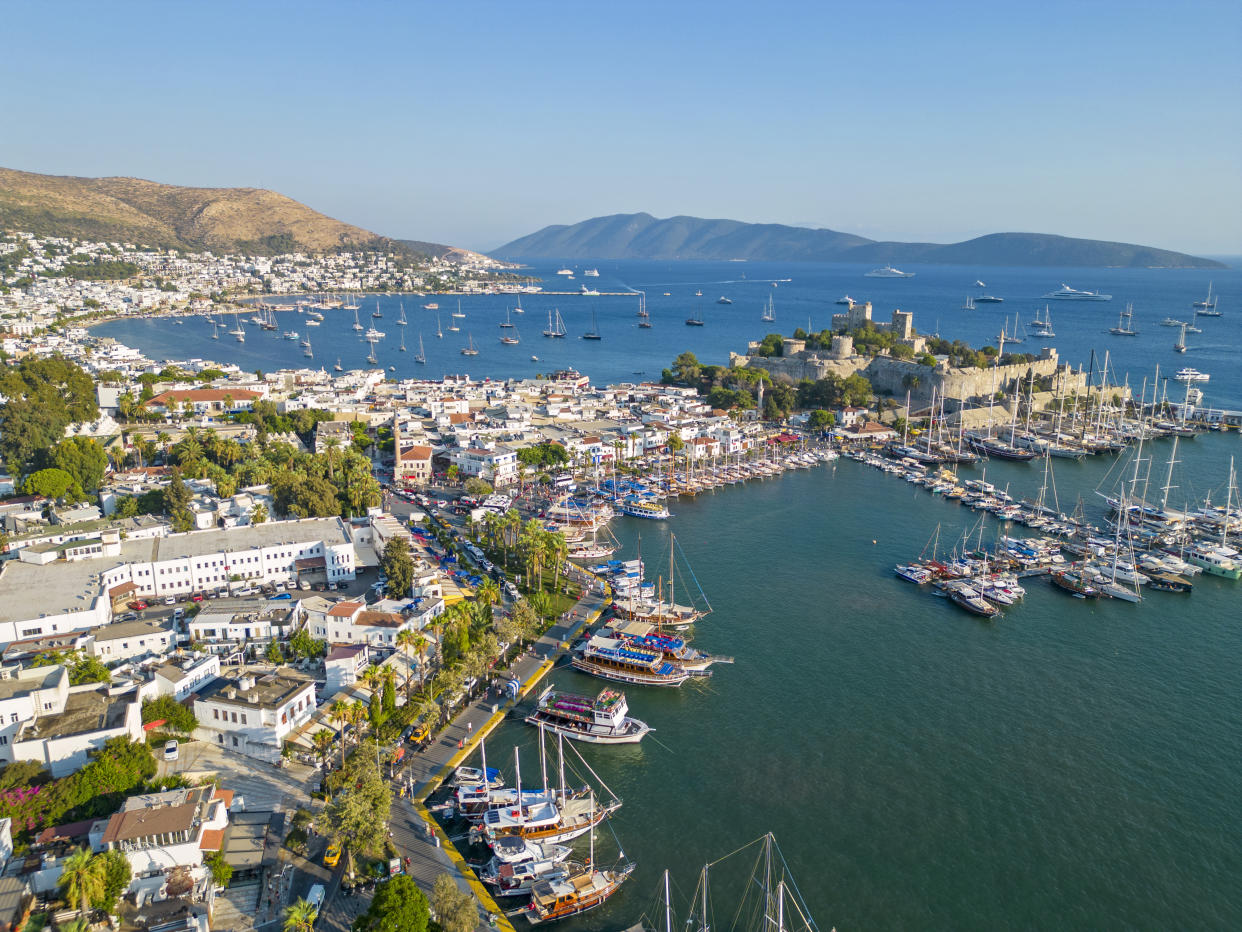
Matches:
[1173,368,1209,383]
[422,302,439,310]
[579,284,600,296]
[333,358,343,372]
[556,268,574,276]
[461,333,479,356]
[684,314,705,326]
[975,294,1004,303]
[524,686,650,745]
[582,268,600,277]
[1161,316,1186,327]
[364,327,385,340]
[282,331,299,341]
[581,310,602,340]
[543,308,567,338]
[716,295,732,304]
[761,293,775,322]
[1042,283,1112,301]
[1192,281,1219,313]
[835,295,854,305]
[864,265,915,278]
[1030,306,1055,337]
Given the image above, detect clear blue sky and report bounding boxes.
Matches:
[3,0,1240,254]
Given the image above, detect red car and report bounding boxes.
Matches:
[190,593,204,602]
[127,600,148,611]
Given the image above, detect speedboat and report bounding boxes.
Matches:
[716,296,733,304]
[864,265,915,278]
[1161,317,1185,327]
[835,295,854,305]
[1042,283,1112,301]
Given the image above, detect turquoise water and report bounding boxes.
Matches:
[473,432,1242,930]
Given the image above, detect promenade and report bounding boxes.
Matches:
[315,584,608,932]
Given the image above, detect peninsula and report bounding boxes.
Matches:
[496,212,1225,269]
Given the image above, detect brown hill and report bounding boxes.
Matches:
[0,166,422,256]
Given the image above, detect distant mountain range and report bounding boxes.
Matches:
[497,213,1225,269]
[0,166,476,260]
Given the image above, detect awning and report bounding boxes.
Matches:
[108,581,139,598]
[295,556,326,571]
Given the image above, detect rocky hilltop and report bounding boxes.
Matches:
[497,212,1225,269]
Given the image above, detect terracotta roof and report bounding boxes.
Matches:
[448,412,471,424]
[199,828,225,851]
[400,444,433,460]
[148,389,261,405]
[108,581,139,598]
[355,610,404,628]
[327,601,363,618]
[213,788,235,808]
[101,802,198,844]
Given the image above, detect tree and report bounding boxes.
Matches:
[381,673,397,716]
[330,700,352,770]
[290,628,325,660]
[431,873,477,932]
[322,764,391,858]
[50,437,108,493]
[284,898,319,932]
[381,538,415,598]
[808,409,835,431]
[23,467,82,501]
[250,503,268,525]
[312,729,335,770]
[463,476,492,496]
[58,847,105,924]
[141,695,198,734]
[97,849,132,912]
[266,639,283,664]
[206,850,233,888]
[353,874,430,932]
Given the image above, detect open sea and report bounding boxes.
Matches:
[96,261,1242,929]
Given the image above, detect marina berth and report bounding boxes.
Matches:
[524,685,651,744]
[571,635,691,686]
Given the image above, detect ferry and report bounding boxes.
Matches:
[616,497,671,520]
[579,285,600,296]
[583,268,600,277]
[524,686,651,744]
[571,635,690,687]
[864,265,915,278]
[1042,283,1112,301]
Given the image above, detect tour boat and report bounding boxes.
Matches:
[365,327,385,340]
[583,268,600,277]
[557,268,574,276]
[605,621,722,675]
[1051,569,1100,598]
[864,265,915,278]
[525,862,635,924]
[480,791,617,845]
[616,497,671,519]
[571,635,690,686]
[1183,544,1242,579]
[524,686,651,744]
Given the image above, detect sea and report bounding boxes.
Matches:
[96,261,1242,929]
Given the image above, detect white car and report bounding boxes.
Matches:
[164,596,177,605]
[164,741,179,762]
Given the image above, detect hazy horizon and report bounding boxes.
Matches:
[2,1,1239,255]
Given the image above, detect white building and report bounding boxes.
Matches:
[98,784,230,877]
[88,619,176,664]
[193,667,316,763]
[154,654,222,702]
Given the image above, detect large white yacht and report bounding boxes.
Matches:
[1042,283,1112,301]
[1173,368,1210,383]
[864,265,915,278]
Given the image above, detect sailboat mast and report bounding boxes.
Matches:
[664,869,673,932]
[539,723,548,797]
[514,747,524,826]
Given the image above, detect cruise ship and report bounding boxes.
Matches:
[1042,283,1112,301]
[864,265,915,278]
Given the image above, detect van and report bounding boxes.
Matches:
[306,883,326,914]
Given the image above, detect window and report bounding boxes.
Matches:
[8,714,17,724]
[231,712,238,723]
[213,709,219,720]
[0,737,7,746]
[231,736,238,747]
[240,714,247,725]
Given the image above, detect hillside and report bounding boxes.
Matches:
[0,166,457,258]
[497,213,1225,269]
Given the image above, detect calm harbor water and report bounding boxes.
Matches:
[95,261,1242,927]
[95,260,1242,410]
[477,431,1242,931]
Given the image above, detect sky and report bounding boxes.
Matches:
[3,0,1240,255]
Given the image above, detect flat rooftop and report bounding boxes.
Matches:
[22,688,131,738]
[197,666,313,710]
[0,666,63,702]
[149,516,350,560]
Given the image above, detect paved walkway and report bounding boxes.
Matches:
[315,583,608,932]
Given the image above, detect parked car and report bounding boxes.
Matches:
[128,600,148,611]
[323,844,341,868]
[163,741,179,762]
[163,596,176,605]
[270,593,293,601]
[190,593,204,602]
[120,611,138,621]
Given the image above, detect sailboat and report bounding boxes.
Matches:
[211,321,219,340]
[436,314,444,338]
[1030,305,1054,337]
[366,336,378,365]
[761,292,775,322]
[351,306,363,332]
[333,358,343,372]
[452,300,466,318]
[500,326,520,345]
[371,299,383,318]
[303,334,313,358]
[543,308,567,338]
[397,302,407,325]
[1193,281,1220,314]
[962,296,976,310]
[500,307,515,328]
[229,313,246,342]
[461,333,479,356]
[399,323,407,352]
[1174,322,1188,353]
[513,296,524,314]
[414,333,426,364]
[685,295,705,325]
[1109,303,1139,336]
[581,310,602,340]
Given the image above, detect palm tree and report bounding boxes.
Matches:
[330,700,351,769]
[413,634,429,691]
[59,847,105,925]
[476,578,500,607]
[284,898,318,932]
[396,629,418,698]
[361,664,383,697]
[311,729,335,770]
[543,529,568,593]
